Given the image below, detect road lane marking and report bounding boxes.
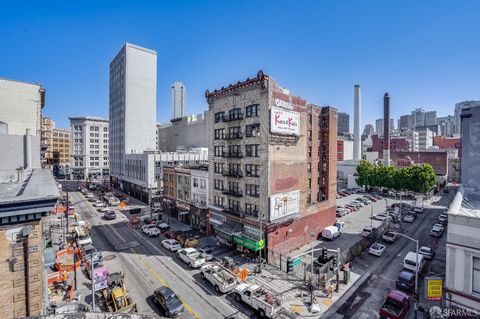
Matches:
[129,227,238,314]
[104,223,200,319]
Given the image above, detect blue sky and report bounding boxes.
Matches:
[1,1,479,129]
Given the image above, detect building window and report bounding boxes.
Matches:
[245,124,260,137]
[245,203,258,216]
[228,108,242,120]
[214,162,223,174]
[245,184,259,197]
[228,199,240,212]
[214,179,224,190]
[308,113,312,124]
[214,129,225,140]
[308,146,312,157]
[474,257,480,295]
[200,179,206,189]
[308,130,312,140]
[245,164,259,177]
[245,144,259,157]
[193,178,199,188]
[215,112,224,123]
[246,104,259,117]
[214,146,224,157]
[227,126,242,139]
[228,145,241,157]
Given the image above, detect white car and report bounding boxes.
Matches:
[351,200,365,207]
[374,213,393,221]
[94,201,105,208]
[361,225,374,237]
[368,243,386,256]
[98,207,109,213]
[403,214,415,223]
[432,223,445,233]
[197,247,214,261]
[142,224,161,237]
[162,239,182,252]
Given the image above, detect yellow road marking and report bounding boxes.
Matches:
[103,223,200,319]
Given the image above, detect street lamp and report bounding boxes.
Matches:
[396,232,419,317]
[257,212,265,274]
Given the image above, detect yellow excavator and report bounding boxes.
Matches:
[101,272,137,313]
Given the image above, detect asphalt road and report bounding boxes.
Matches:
[327,190,454,319]
[68,189,256,319]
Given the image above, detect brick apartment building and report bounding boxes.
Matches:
[206,71,337,262]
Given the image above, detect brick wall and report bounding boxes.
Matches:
[0,220,44,318]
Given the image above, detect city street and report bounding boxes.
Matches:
[68,189,255,318]
[324,190,454,319]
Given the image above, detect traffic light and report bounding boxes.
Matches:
[330,256,338,271]
[286,258,293,273]
[322,247,328,260]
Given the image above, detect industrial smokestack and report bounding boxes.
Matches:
[383,93,391,166]
[353,85,361,160]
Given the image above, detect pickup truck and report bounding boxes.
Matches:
[200,263,238,293]
[176,248,205,268]
[379,289,410,319]
[234,283,282,318]
[142,224,161,237]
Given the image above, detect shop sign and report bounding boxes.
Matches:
[426,277,443,301]
[270,107,300,136]
[274,98,293,110]
[270,190,300,221]
[233,235,265,251]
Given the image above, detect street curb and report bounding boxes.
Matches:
[319,271,371,319]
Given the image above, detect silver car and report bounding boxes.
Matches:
[197,247,214,261]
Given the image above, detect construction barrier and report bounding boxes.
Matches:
[54,247,82,272]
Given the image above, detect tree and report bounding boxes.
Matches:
[355,160,374,188]
[409,164,436,194]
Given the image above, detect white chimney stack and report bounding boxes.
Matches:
[353,85,361,160]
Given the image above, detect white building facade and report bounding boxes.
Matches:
[172,82,186,120]
[109,43,157,195]
[69,116,109,179]
[191,168,208,208]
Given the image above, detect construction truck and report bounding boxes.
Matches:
[101,272,137,313]
[200,262,238,293]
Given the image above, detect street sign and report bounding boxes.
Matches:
[426,277,443,301]
[291,258,301,267]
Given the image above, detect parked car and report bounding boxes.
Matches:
[165,231,178,239]
[103,211,117,220]
[162,239,182,252]
[419,246,435,261]
[374,213,393,221]
[361,225,374,237]
[142,224,161,237]
[364,195,378,202]
[357,197,372,205]
[432,223,445,233]
[413,205,424,213]
[98,207,109,213]
[153,286,184,318]
[379,290,410,319]
[369,243,386,256]
[403,252,425,273]
[396,270,415,292]
[437,214,448,225]
[321,226,341,240]
[176,235,198,248]
[156,222,170,232]
[351,200,365,207]
[176,248,206,268]
[94,202,105,208]
[197,247,215,261]
[382,230,398,243]
[430,228,442,237]
[345,204,358,212]
[403,214,415,223]
[336,207,349,217]
[143,216,156,224]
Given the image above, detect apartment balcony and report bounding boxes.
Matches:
[224,132,243,140]
[222,170,243,178]
[222,151,243,158]
[222,188,243,197]
[223,113,244,122]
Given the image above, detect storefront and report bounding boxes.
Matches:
[213,220,242,247]
[176,201,191,224]
[162,198,176,218]
[232,234,265,253]
[190,205,208,232]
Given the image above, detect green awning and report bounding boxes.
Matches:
[233,235,265,252]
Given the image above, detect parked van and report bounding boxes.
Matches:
[321,226,341,240]
[73,226,92,246]
[403,252,425,273]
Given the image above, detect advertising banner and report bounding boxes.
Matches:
[270,107,300,136]
[269,190,300,221]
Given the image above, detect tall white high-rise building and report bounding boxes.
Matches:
[172,82,186,119]
[109,43,157,186]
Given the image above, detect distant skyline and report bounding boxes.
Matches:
[1,1,479,128]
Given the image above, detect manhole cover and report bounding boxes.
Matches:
[104,254,116,261]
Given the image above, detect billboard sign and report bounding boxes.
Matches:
[270,107,300,136]
[270,190,300,221]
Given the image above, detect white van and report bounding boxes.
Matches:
[73,226,92,246]
[321,226,340,240]
[403,252,425,273]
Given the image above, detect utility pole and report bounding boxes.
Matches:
[91,253,95,312]
[258,212,264,274]
[336,248,341,292]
